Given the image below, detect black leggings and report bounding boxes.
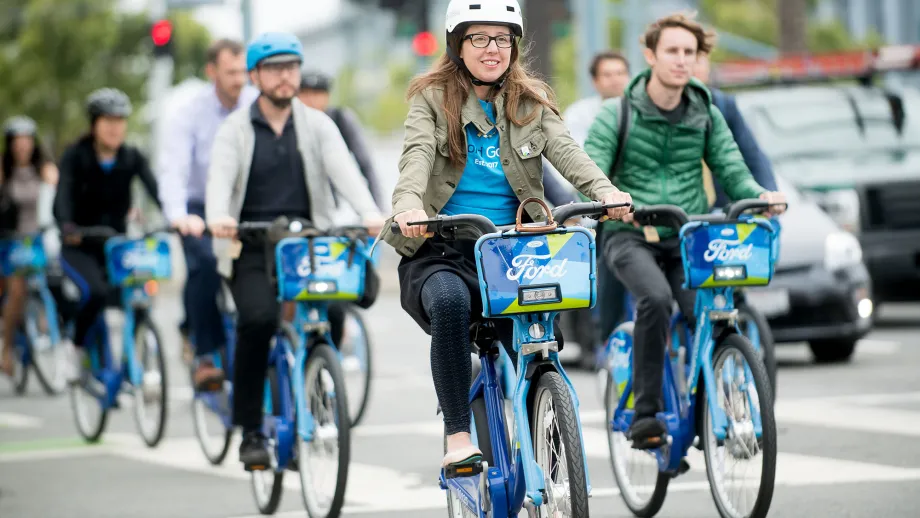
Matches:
[230,248,346,432]
[421,270,516,436]
[59,246,108,348]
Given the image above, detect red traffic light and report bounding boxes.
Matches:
[412,31,438,57]
[151,19,173,46]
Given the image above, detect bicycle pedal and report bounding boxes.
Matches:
[444,459,483,479]
[244,463,269,472]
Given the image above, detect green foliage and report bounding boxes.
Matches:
[0,0,211,156]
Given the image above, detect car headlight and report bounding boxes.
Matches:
[824,231,863,272]
[809,188,861,234]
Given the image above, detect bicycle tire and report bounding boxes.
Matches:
[737,302,777,402]
[132,315,168,448]
[69,333,109,443]
[702,333,777,518]
[25,294,64,395]
[344,306,373,427]
[252,366,285,515]
[530,371,590,517]
[605,375,669,517]
[190,347,233,465]
[12,333,29,395]
[298,341,351,518]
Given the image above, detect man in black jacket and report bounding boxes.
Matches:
[53,88,160,380]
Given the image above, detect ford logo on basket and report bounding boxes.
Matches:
[506,254,569,281]
[703,239,754,263]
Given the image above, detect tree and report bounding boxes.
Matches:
[0,0,211,156]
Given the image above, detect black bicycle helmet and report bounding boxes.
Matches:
[3,116,37,138]
[86,88,133,120]
[300,70,332,91]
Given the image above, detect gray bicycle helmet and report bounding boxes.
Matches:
[86,88,133,120]
[3,116,37,137]
[300,70,332,91]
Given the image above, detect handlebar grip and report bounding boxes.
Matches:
[390,222,402,235]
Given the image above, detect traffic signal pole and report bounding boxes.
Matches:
[147,0,174,194]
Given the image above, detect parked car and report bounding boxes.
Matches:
[559,175,873,367]
[744,175,873,363]
[733,84,920,308]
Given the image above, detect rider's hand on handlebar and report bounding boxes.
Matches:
[601,190,634,222]
[208,216,238,239]
[394,209,431,239]
[759,191,787,216]
[172,215,206,238]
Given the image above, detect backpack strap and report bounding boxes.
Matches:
[609,96,632,179]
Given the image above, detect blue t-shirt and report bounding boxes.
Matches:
[99,157,116,173]
[440,100,518,225]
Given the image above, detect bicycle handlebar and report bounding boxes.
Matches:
[389,214,505,241]
[633,198,788,231]
[551,201,634,224]
[388,202,635,241]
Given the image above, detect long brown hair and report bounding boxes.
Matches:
[406,28,560,168]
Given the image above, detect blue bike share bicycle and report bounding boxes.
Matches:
[0,228,65,395]
[64,226,171,447]
[601,199,780,518]
[206,218,360,517]
[389,198,631,517]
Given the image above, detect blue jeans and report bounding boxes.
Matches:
[182,201,225,356]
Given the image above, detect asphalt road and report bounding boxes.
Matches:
[2,281,920,518]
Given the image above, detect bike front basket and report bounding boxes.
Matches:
[680,219,777,289]
[275,236,368,302]
[105,234,172,286]
[0,235,46,275]
[474,226,596,317]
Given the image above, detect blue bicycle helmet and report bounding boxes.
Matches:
[246,32,304,71]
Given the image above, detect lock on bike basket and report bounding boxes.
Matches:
[680,219,777,289]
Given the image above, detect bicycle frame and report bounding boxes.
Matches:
[446,288,595,512]
[1,236,62,356]
[80,233,169,410]
[608,214,774,474]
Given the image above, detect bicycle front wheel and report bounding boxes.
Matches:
[531,371,589,517]
[24,294,66,395]
[297,342,351,518]
[737,301,777,402]
[341,306,373,427]
[132,315,168,448]
[702,333,777,518]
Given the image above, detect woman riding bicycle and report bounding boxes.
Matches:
[380,0,632,470]
[0,116,58,378]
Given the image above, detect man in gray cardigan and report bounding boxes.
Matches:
[206,32,383,469]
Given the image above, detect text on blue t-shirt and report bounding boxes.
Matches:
[440,99,519,225]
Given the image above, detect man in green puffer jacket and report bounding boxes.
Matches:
[584,12,786,449]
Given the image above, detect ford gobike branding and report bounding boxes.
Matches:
[476,230,595,317]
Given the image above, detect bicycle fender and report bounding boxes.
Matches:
[524,359,555,380]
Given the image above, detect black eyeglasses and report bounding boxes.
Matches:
[464,33,515,49]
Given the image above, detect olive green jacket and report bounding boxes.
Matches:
[381,86,618,257]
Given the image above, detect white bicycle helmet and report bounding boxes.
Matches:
[445,0,524,37]
[444,0,524,88]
